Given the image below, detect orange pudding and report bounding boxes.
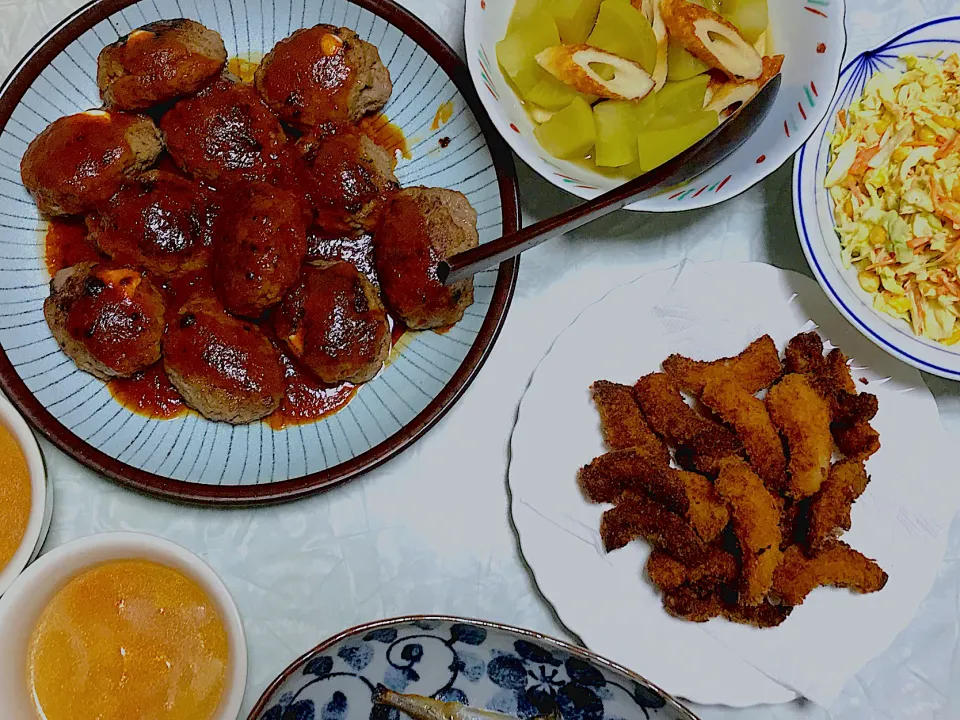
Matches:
[27,559,228,720]
[0,422,31,574]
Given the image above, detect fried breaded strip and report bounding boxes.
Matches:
[701,370,787,490]
[766,374,832,499]
[834,422,881,460]
[823,347,857,394]
[633,373,742,474]
[715,458,783,605]
[790,337,878,419]
[806,460,870,552]
[578,448,688,512]
[599,492,706,565]
[662,586,792,627]
[723,600,793,628]
[784,331,827,377]
[646,547,737,592]
[773,542,888,606]
[779,497,810,551]
[677,470,730,543]
[591,380,670,463]
[662,334,782,394]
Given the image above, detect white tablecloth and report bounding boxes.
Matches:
[2,1,959,718]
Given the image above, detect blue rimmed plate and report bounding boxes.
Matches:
[247,616,699,720]
[794,15,960,379]
[0,0,519,503]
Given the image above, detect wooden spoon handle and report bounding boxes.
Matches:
[438,74,782,286]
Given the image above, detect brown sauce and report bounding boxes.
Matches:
[44,218,101,276]
[266,352,356,430]
[107,362,187,419]
[358,114,410,165]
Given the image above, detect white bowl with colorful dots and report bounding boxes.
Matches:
[465,0,847,211]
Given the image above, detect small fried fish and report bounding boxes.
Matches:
[590,380,670,464]
[701,369,786,490]
[373,686,534,720]
[715,458,783,605]
[773,541,888,606]
[806,460,870,552]
[599,492,706,565]
[578,448,688,512]
[766,374,832,499]
[662,334,782,395]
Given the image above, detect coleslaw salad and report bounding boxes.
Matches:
[826,54,960,344]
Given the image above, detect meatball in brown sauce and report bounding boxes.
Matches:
[163,296,284,423]
[375,187,478,330]
[44,262,165,380]
[98,19,227,110]
[296,124,397,236]
[212,181,309,318]
[254,24,391,129]
[87,170,216,279]
[274,261,390,385]
[20,111,163,216]
[161,78,287,185]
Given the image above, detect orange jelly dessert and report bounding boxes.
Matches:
[27,559,229,720]
[0,422,31,574]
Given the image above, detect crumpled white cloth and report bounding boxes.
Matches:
[2,1,960,719]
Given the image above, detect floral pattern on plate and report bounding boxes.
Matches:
[251,618,696,720]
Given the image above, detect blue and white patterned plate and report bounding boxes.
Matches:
[0,0,519,503]
[794,15,960,379]
[248,617,698,720]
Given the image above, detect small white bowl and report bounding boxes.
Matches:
[0,532,247,720]
[0,391,51,597]
[465,0,847,212]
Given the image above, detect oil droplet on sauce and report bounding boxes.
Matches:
[28,559,228,720]
[430,100,453,131]
[108,363,188,420]
[358,113,410,165]
[0,422,30,573]
[44,218,100,276]
[227,54,263,83]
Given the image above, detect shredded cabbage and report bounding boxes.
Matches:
[826,54,960,344]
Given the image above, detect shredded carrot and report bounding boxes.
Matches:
[935,133,960,160]
[849,144,881,176]
[867,256,897,270]
[908,236,932,249]
[837,109,847,129]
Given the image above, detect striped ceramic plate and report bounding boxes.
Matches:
[0,0,518,504]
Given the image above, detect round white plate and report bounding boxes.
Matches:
[794,15,960,380]
[508,261,956,706]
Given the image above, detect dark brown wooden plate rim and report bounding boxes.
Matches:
[245,614,701,720]
[0,0,520,506]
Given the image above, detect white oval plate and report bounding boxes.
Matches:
[466,0,847,211]
[794,15,960,380]
[508,261,957,706]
